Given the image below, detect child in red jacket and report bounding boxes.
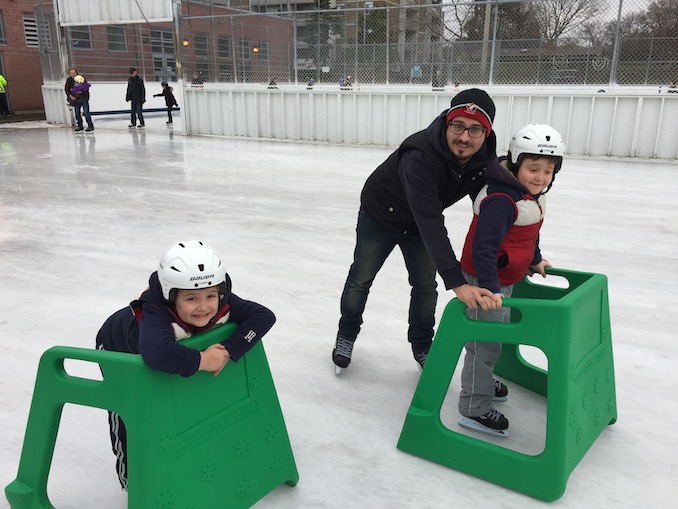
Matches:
[457,124,565,438]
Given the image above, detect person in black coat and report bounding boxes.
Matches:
[126,67,146,128]
[332,88,503,375]
[153,81,178,124]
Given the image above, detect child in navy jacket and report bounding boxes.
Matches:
[456,124,565,438]
[153,81,178,124]
[96,240,275,489]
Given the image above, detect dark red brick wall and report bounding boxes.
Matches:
[0,0,45,111]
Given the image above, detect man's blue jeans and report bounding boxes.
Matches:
[337,210,438,353]
[130,101,145,125]
[75,100,93,129]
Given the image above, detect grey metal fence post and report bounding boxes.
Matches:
[386,7,390,85]
[488,1,499,86]
[609,0,623,85]
[231,16,238,83]
[172,0,184,80]
[293,14,298,84]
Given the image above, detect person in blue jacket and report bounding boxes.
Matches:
[332,88,502,375]
[457,124,565,437]
[95,240,275,490]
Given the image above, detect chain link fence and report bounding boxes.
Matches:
[36,0,678,89]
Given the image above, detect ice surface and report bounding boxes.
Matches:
[1,117,677,508]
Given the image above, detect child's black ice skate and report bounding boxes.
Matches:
[332,337,354,375]
[458,409,509,438]
[494,378,508,402]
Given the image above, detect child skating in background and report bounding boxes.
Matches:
[457,124,565,437]
[69,74,94,132]
[153,81,178,124]
[95,240,275,490]
[69,75,91,103]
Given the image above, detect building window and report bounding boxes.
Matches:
[257,41,269,59]
[70,26,91,49]
[107,26,126,51]
[0,11,7,45]
[151,29,174,53]
[218,63,232,81]
[23,14,52,49]
[218,36,231,58]
[23,14,39,48]
[195,32,208,56]
[239,38,250,60]
[196,61,209,80]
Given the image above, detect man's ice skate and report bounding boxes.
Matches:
[413,351,428,372]
[332,337,354,375]
[494,378,508,402]
[458,408,509,438]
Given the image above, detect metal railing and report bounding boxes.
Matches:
[36,0,678,89]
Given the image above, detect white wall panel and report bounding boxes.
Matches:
[587,98,615,157]
[57,0,172,26]
[42,82,678,160]
[656,98,678,159]
[635,97,661,159]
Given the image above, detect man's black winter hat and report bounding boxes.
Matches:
[446,88,496,134]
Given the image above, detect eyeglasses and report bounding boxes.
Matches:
[448,123,486,138]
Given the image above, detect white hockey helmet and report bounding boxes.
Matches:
[158,240,229,302]
[508,123,565,174]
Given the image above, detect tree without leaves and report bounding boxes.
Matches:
[527,0,606,40]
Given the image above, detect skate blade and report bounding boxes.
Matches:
[458,416,510,438]
[493,395,508,402]
[335,365,344,376]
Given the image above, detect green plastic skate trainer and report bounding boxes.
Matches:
[397,268,617,501]
[5,322,298,508]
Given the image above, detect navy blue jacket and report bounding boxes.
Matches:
[360,111,499,289]
[126,75,146,103]
[96,272,275,377]
[460,159,543,293]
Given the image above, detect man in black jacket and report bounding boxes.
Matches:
[333,88,502,374]
[126,67,146,128]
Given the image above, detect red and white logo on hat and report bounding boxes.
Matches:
[465,103,479,114]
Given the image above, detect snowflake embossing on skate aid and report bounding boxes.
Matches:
[593,375,601,394]
[236,477,254,498]
[156,486,176,509]
[155,432,176,455]
[233,436,251,458]
[263,423,279,442]
[270,456,283,476]
[201,460,217,483]
[593,409,602,428]
[568,408,577,428]
[249,373,265,393]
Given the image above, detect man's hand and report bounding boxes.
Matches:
[198,343,231,376]
[452,283,502,311]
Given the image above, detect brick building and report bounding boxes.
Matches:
[0,0,45,112]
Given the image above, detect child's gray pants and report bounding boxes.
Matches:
[458,271,513,417]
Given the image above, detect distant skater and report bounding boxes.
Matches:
[126,67,146,128]
[64,67,93,132]
[153,82,178,124]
